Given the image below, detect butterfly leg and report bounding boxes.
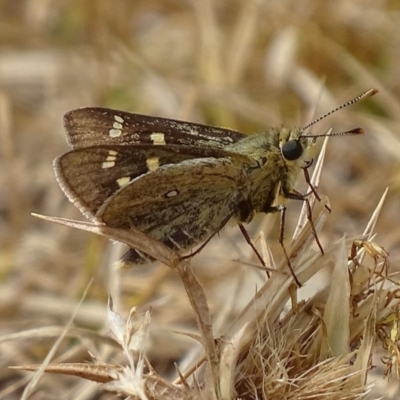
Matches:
[234,198,274,277]
[302,167,331,213]
[272,203,302,287]
[283,190,324,256]
[237,224,271,278]
[261,202,303,287]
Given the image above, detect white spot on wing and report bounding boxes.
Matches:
[102,150,118,168]
[102,161,115,168]
[150,132,166,145]
[109,115,124,137]
[116,176,131,187]
[109,129,121,137]
[146,156,160,171]
[114,115,124,124]
[166,189,178,197]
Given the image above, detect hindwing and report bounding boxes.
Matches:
[96,157,248,261]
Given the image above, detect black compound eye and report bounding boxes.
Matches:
[282,140,303,161]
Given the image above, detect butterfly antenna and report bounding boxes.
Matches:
[301,127,365,139]
[302,88,378,131]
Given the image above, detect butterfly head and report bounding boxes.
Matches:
[279,127,317,169]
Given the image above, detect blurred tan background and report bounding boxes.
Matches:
[0,0,399,398]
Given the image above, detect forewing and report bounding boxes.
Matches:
[54,144,246,219]
[64,107,246,149]
[96,157,247,253]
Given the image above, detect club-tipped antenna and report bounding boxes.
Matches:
[302,88,378,131]
[302,127,365,139]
